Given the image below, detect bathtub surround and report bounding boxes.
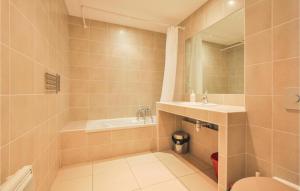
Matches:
[60,121,156,165]
[160,26,179,102]
[68,16,166,121]
[0,0,70,190]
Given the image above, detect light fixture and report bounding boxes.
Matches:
[119,30,125,34]
[227,0,236,6]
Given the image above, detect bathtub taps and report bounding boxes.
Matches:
[136,105,153,124]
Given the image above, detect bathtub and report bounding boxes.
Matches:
[86,117,156,132]
[61,117,156,133]
[60,117,157,165]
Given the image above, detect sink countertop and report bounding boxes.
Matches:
[157,101,246,113]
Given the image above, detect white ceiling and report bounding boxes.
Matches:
[64,0,208,33]
[200,9,244,46]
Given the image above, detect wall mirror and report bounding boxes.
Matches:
[185,9,244,95]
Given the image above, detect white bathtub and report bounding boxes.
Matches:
[61,117,156,133]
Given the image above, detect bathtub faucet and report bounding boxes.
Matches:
[136,105,154,124]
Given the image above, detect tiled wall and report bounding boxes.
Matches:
[175,0,245,106]
[68,16,166,121]
[60,126,155,166]
[0,0,69,190]
[178,0,299,185]
[225,44,244,94]
[245,0,299,185]
[202,41,228,94]
[185,40,244,95]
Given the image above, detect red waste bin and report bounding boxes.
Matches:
[211,152,218,178]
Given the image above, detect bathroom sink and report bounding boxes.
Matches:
[176,102,218,107]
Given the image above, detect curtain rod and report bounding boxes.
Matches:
[220,42,244,51]
[80,5,185,30]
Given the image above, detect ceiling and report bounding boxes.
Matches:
[64,0,208,33]
[200,9,244,46]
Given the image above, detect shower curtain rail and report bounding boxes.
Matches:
[80,5,185,30]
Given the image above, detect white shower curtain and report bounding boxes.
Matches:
[160,26,179,102]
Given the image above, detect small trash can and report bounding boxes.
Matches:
[172,131,190,154]
[211,152,218,178]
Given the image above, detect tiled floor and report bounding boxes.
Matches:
[51,151,218,191]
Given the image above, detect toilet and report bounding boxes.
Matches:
[232,177,298,191]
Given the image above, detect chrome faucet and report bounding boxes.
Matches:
[136,105,154,124]
[201,91,208,104]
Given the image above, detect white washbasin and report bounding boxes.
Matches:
[176,102,218,107]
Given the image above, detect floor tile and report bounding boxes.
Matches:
[142,179,188,191]
[179,173,217,191]
[160,156,195,177]
[154,151,175,161]
[93,158,139,191]
[50,176,92,191]
[126,153,159,166]
[93,158,128,175]
[55,163,92,181]
[93,172,139,191]
[130,161,175,188]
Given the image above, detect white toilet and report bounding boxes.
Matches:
[232,177,298,191]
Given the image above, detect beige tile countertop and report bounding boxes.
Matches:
[157,102,246,113]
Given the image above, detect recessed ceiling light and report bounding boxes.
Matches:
[227,0,236,6]
[119,30,125,34]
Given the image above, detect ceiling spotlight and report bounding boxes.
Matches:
[227,0,236,6]
[119,30,124,34]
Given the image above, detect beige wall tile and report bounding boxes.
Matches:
[10,50,34,94]
[273,0,299,26]
[10,95,34,140]
[69,39,89,52]
[245,96,272,128]
[33,63,46,94]
[1,96,10,146]
[61,147,89,166]
[88,144,112,161]
[246,154,272,177]
[10,5,34,57]
[273,96,299,134]
[223,94,245,106]
[0,0,9,45]
[208,111,227,126]
[228,125,245,156]
[70,94,89,107]
[87,132,111,146]
[1,145,10,183]
[273,165,300,185]
[273,58,299,95]
[2,0,69,189]
[68,17,166,120]
[246,125,272,161]
[245,0,271,35]
[69,24,89,40]
[10,131,35,174]
[245,63,272,95]
[61,131,88,149]
[273,131,299,173]
[227,154,246,186]
[245,29,272,65]
[1,45,9,94]
[273,19,299,60]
